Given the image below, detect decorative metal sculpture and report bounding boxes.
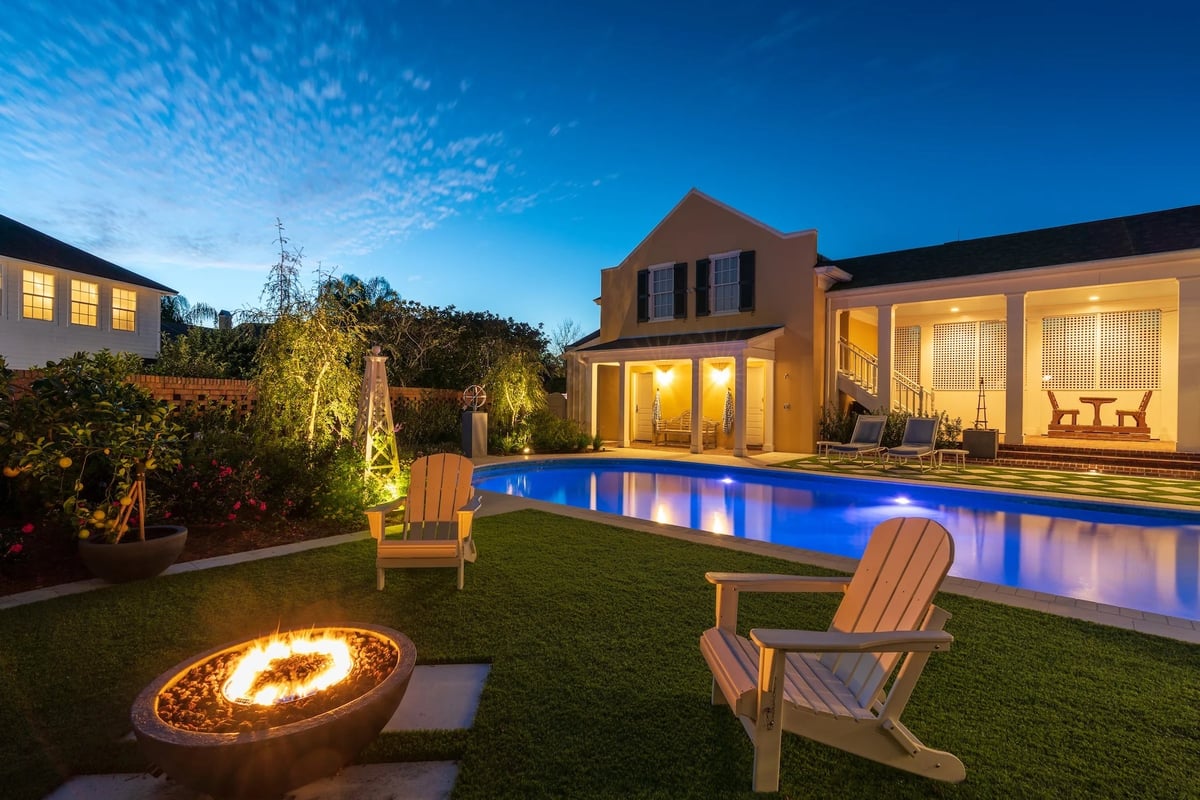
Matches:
[355,347,401,481]
[462,384,487,411]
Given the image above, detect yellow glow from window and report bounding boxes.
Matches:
[112,288,137,331]
[22,270,54,321]
[71,280,98,326]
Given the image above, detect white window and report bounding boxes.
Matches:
[71,280,99,327]
[112,287,137,332]
[649,265,675,320]
[711,253,740,314]
[22,269,54,321]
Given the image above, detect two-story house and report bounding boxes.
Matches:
[0,214,176,368]
[566,190,1200,453]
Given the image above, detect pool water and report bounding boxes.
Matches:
[474,459,1200,621]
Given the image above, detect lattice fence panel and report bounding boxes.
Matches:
[932,322,977,390]
[1099,310,1160,389]
[1041,315,1096,390]
[894,325,921,382]
[978,320,1007,390]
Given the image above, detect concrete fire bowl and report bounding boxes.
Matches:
[131,624,416,799]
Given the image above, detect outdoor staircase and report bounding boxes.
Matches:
[836,338,934,415]
[990,443,1200,479]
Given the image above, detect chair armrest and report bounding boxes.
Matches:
[365,495,407,516]
[365,495,407,540]
[456,494,483,540]
[458,495,483,516]
[705,572,848,594]
[749,627,953,653]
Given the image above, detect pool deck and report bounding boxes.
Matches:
[3,447,1197,643]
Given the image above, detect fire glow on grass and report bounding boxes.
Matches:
[222,632,354,706]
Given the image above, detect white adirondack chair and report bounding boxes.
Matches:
[699,517,964,791]
[364,453,481,590]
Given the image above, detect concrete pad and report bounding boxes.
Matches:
[43,762,458,800]
[385,663,490,731]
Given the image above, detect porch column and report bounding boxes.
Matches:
[733,354,748,457]
[876,304,893,411]
[618,361,630,447]
[1004,292,1026,444]
[763,363,775,452]
[691,357,703,453]
[583,359,595,437]
[1178,277,1200,452]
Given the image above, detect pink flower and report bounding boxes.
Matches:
[9,543,23,555]
[259,502,267,512]
[228,513,237,521]
[191,482,200,489]
[233,501,242,510]
[211,459,218,467]
[21,523,34,534]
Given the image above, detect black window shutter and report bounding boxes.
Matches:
[673,262,688,319]
[695,258,711,317]
[636,269,649,322]
[738,250,756,312]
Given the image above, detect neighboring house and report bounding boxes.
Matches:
[0,214,176,368]
[566,190,1200,453]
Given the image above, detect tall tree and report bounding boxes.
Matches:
[259,218,305,320]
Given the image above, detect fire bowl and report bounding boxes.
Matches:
[131,624,416,799]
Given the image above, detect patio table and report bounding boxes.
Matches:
[1079,397,1117,426]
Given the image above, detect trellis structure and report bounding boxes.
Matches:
[355,347,401,482]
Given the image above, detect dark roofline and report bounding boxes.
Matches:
[579,326,782,353]
[0,214,176,294]
[827,204,1200,291]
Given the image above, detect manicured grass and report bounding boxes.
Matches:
[1,509,1197,799]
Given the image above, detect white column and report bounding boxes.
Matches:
[584,360,596,438]
[763,362,775,453]
[1178,277,1200,452]
[733,353,748,457]
[618,361,630,447]
[1004,292,1025,444]
[691,357,703,453]
[876,304,893,411]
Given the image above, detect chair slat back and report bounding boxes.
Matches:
[1137,390,1153,412]
[850,415,887,446]
[900,417,939,448]
[822,518,954,705]
[406,454,474,528]
[1047,391,1061,410]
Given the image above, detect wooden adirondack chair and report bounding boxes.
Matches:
[1047,391,1079,425]
[364,453,481,590]
[699,517,964,792]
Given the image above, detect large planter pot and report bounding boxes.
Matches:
[78,524,188,583]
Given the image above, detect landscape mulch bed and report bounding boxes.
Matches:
[0,518,359,598]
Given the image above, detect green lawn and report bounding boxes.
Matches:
[1,509,1197,799]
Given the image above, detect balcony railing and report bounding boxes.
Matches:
[837,337,934,415]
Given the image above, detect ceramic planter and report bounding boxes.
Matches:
[78,524,188,583]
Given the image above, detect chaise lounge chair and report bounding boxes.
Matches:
[364,453,481,590]
[699,517,964,792]
[884,416,940,471]
[826,414,887,462]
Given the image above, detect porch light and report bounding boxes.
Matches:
[950,306,959,313]
[656,367,674,387]
[1088,295,1100,302]
[711,366,730,385]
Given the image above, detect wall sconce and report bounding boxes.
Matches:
[655,367,674,387]
[711,366,730,385]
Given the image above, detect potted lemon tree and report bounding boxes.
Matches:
[1,351,185,582]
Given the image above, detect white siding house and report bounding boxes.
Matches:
[0,214,176,368]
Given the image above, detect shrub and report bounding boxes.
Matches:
[527,411,590,453]
[393,392,461,450]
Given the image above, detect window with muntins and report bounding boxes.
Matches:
[112,287,137,332]
[650,266,674,320]
[71,280,99,326]
[712,254,739,313]
[22,269,54,321]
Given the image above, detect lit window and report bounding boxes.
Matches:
[712,254,739,313]
[112,287,137,331]
[650,266,674,320]
[22,270,54,321]
[71,280,99,326]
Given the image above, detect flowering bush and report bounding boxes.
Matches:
[0,521,33,564]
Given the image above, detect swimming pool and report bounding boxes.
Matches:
[474,458,1200,621]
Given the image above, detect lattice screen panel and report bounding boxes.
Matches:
[932,322,977,390]
[978,320,1007,390]
[894,325,921,382]
[1041,315,1096,390]
[1099,310,1160,389]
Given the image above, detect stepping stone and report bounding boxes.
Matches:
[385,663,490,731]
[43,762,458,800]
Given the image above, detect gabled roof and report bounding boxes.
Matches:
[578,326,783,352]
[828,204,1200,290]
[0,213,176,294]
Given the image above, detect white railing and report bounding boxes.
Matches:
[837,338,935,415]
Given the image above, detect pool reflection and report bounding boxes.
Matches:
[478,462,1200,620]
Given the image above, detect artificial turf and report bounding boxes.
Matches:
[1,509,1197,799]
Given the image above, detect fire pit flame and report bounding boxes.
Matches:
[222,632,354,706]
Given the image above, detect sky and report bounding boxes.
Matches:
[2,1,1198,336]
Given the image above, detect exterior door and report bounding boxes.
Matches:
[746,365,765,446]
[634,372,654,442]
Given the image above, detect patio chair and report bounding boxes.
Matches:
[699,517,964,792]
[1116,390,1152,428]
[364,453,481,590]
[1047,391,1079,425]
[825,414,887,461]
[884,416,940,471]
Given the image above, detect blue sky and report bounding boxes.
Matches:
[2,1,1197,335]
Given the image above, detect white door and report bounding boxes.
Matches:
[746,366,765,446]
[634,372,654,442]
